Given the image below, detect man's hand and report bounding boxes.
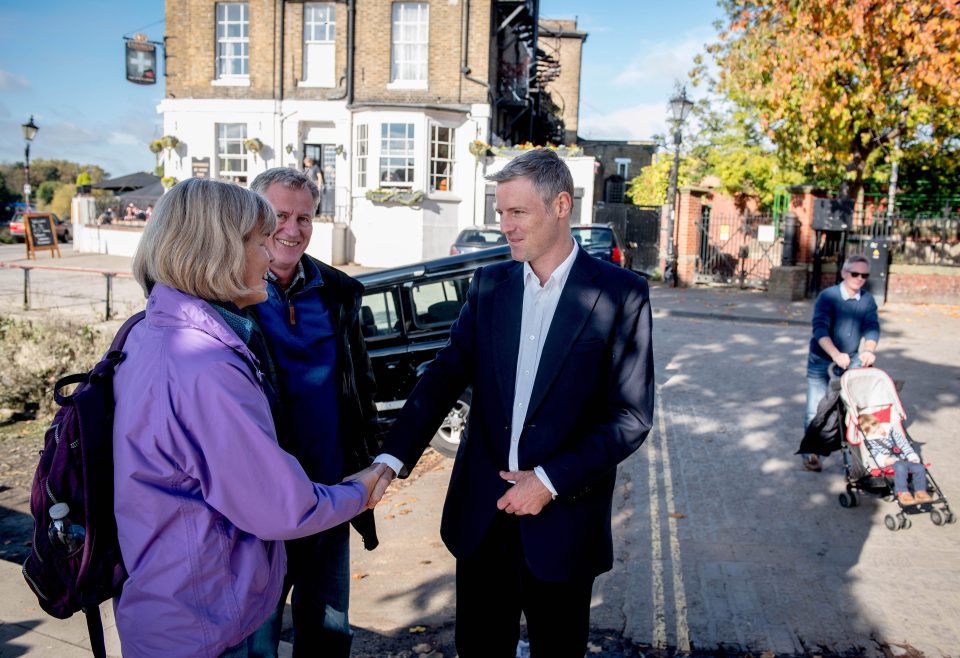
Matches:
[343,463,389,508]
[859,350,876,367]
[367,467,397,510]
[496,470,553,516]
[833,352,852,369]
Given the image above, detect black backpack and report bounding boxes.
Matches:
[22,311,145,658]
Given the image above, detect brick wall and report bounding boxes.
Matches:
[353,0,490,106]
[166,0,492,104]
[538,19,584,144]
[166,0,278,100]
[887,266,960,305]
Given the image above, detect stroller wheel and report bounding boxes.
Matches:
[884,515,899,531]
[899,515,912,530]
[930,509,944,526]
[946,511,957,524]
[839,492,858,508]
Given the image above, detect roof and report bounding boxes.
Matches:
[92,172,161,192]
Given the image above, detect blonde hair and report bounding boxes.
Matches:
[133,178,277,302]
[858,412,880,435]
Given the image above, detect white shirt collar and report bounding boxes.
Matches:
[839,282,861,301]
[522,237,578,291]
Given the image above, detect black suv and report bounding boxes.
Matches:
[356,246,511,457]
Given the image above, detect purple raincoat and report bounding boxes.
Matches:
[112,284,367,658]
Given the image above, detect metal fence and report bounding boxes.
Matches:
[695,210,782,288]
[848,213,959,267]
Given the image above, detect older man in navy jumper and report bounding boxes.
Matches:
[801,254,880,471]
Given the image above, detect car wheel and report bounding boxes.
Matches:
[430,389,471,458]
[62,229,71,243]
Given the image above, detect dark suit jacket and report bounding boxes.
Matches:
[382,248,654,582]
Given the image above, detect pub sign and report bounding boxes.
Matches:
[126,38,157,85]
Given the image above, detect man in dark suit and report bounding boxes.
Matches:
[372,148,654,658]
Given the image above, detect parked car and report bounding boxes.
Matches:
[570,223,633,270]
[357,246,511,457]
[449,226,508,255]
[8,212,72,243]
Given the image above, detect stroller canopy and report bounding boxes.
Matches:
[839,368,906,423]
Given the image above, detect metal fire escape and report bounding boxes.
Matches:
[493,0,565,146]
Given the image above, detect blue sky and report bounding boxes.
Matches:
[0,0,724,178]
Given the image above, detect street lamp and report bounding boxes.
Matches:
[663,88,694,287]
[21,115,39,210]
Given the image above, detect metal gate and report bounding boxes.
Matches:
[695,210,782,288]
[594,203,661,274]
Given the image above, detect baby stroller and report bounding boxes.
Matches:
[837,367,954,531]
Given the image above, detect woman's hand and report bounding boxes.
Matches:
[342,463,389,508]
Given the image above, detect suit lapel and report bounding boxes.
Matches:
[492,263,524,419]
[525,250,601,421]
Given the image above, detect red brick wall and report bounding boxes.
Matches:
[887,268,960,305]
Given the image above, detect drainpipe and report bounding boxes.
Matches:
[461,0,491,98]
[332,0,355,102]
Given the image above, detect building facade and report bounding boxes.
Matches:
[158,0,590,266]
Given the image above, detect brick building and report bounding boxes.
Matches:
[158,0,589,265]
[578,139,657,204]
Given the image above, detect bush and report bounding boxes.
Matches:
[0,315,111,418]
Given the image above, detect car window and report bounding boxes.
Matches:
[360,289,402,338]
[410,275,471,328]
[459,230,506,246]
[572,228,613,248]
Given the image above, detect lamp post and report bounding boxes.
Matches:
[663,88,693,287]
[21,116,39,210]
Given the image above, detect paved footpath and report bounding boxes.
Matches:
[2,245,959,656]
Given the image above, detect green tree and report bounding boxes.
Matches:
[49,184,77,219]
[37,180,63,206]
[701,0,960,201]
[626,156,699,206]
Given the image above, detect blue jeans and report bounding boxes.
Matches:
[804,351,863,430]
[219,616,277,658]
[266,523,352,658]
[802,352,862,458]
[892,461,928,495]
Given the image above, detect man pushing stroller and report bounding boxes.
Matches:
[800,254,880,472]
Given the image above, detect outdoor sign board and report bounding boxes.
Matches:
[126,39,157,85]
[24,212,61,259]
[191,157,211,179]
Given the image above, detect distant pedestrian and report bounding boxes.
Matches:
[800,254,880,471]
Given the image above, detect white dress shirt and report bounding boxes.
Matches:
[376,239,580,499]
[511,239,579,496]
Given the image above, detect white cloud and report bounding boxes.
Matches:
[579,103,668,141]
[613,31,712,88]
[0,68,30,91]
[107,132,139,146]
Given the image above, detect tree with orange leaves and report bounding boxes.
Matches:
[699,0,960,201]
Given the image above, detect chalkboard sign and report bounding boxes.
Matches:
[24,213,61,259]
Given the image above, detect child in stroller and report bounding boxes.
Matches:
[835,367,954,531]
[857,412,931,506]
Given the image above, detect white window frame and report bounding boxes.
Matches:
[429,124,455,194]
[356,124,369,189]
[379,122,416,187]
[388,2,429,89]
[615,158,631,179]
[215,3,249,83]
[300,3,336,87]
[216,123,248,182]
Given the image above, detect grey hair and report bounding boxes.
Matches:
[250,167,320,206]
[842,254,871,272]
[485,148,574,208]
[133,178,277,302]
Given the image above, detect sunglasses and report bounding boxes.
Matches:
[847,271,870,279]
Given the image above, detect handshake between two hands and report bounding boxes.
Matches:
[342,463,554,515]
[342,463,397,510]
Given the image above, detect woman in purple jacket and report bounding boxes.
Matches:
[113,178,385,658]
